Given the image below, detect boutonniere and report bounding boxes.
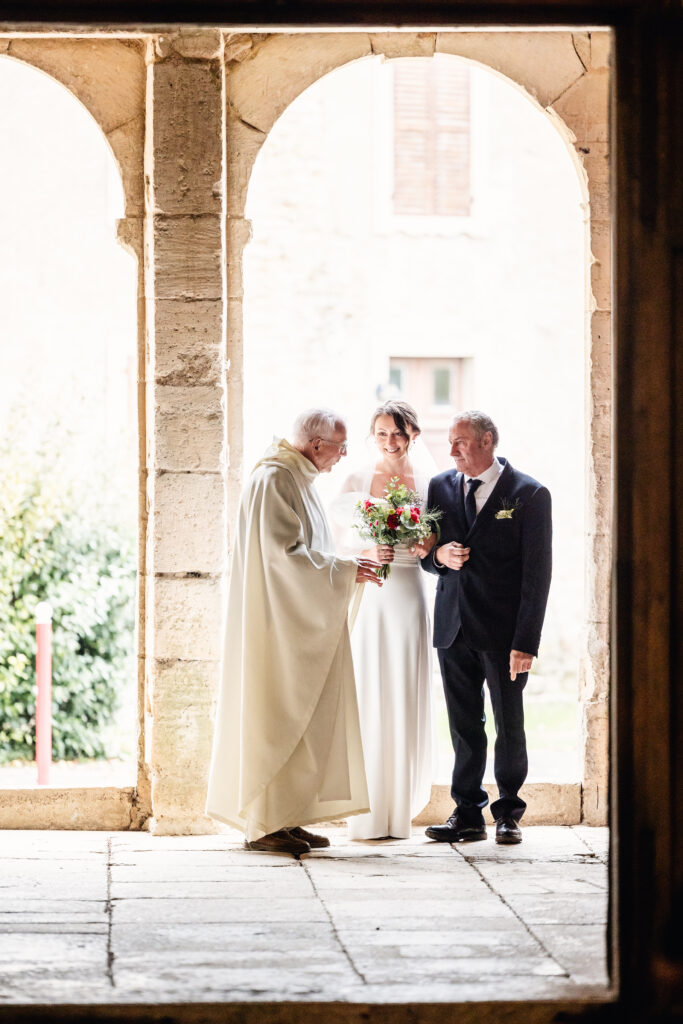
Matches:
[495,498,521,520]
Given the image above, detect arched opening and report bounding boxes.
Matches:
[242,52,588,799]
[0,56,139,788]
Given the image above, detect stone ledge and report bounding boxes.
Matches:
[413,782,583,827]
[0,780,595,831]
[0,788,137,830]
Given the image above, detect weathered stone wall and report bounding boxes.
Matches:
[144,30,227,834]
[0,28,610,830]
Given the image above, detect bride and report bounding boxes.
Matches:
[335,400,436,840]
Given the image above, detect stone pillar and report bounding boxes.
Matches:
[552,33,611,824]
[144,30,226,834]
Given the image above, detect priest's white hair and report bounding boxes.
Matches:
[292,408,346,445]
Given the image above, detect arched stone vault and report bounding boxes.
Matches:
[2,38,146,216]
[224,30,611,831]
[0,36,151,828]
[0,28,610,832]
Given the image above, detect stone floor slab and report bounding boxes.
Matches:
[336,921,533,945]
[109,833,232,851]
[572,826,610,860]
[502,892,608,925]
[110,921,339,957]
[110,965,357,1002]
[322,898,510,921]
[1,876,107,902]
[111,849,293,869]
[474,860,608,895]
[0,826,610,1006]
[111,896,329,924]
[0,831,108,858]
[0,900,107,924]
[109,862,299,883]
[452,826,592,861]
[111,877,312,899]
[0,933,108,966]
[532,924,611,985]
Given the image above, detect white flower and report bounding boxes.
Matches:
[495,498,521,520]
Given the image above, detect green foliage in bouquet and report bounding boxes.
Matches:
[0,464,135,762]
[354,476,442,579]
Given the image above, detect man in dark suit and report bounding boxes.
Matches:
[421,411,552,845]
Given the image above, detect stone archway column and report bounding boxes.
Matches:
[145,31,227,834]
[550,37,611,826]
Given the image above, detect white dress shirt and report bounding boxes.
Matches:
[432,457,505,570]
[464,457,504,517]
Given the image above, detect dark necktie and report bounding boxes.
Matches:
[465,478,483,529]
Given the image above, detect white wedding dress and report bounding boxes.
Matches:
[332,468,435,839]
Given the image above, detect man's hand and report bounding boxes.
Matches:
[435,541,470,570]
[356,558,383,586]
[410,533,436,558]
[509,650,534,681]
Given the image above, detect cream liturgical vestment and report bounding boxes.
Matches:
[206,439,370,841]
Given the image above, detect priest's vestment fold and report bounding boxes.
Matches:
[206,439,369,840]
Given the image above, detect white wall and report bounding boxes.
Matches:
[243,54,585,690]
[0,56,138,528]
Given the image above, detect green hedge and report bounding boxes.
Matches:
[0,465,135,762]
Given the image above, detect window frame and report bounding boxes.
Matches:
[372,55,490,239]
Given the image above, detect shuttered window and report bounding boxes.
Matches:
[393,59,471,217]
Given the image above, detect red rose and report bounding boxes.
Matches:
[363,500,374,510]
[410,506,420,523]
[387,514,399,530]
[395,506,404,515]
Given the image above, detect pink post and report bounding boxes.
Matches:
[35,602,53,786]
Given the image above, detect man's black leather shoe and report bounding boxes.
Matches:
[495,817,522,844]
[425,813,487,843]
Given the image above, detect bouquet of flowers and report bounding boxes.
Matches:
[353,477,442,579]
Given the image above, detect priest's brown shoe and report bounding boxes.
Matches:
[289,826,331,849]
[244,829,311,856]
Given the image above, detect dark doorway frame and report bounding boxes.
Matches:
[0,1,680,1021]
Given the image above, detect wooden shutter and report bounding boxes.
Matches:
[393,59,471,217]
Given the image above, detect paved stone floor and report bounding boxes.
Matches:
[0,825,610,1006]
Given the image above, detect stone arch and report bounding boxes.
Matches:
[0,38,150,827]
[225,30,611,824]
[1,38,145,218]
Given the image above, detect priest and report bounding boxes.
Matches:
[206,408,382,856]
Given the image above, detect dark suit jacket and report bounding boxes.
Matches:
[421,458,552,655]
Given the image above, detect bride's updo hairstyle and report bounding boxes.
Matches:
[369,400,421,440]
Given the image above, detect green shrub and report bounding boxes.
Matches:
[0,462,135,762]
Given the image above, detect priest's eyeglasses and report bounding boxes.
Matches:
[311,436,348,455]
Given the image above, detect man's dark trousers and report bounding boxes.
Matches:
[438,631,528,824]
